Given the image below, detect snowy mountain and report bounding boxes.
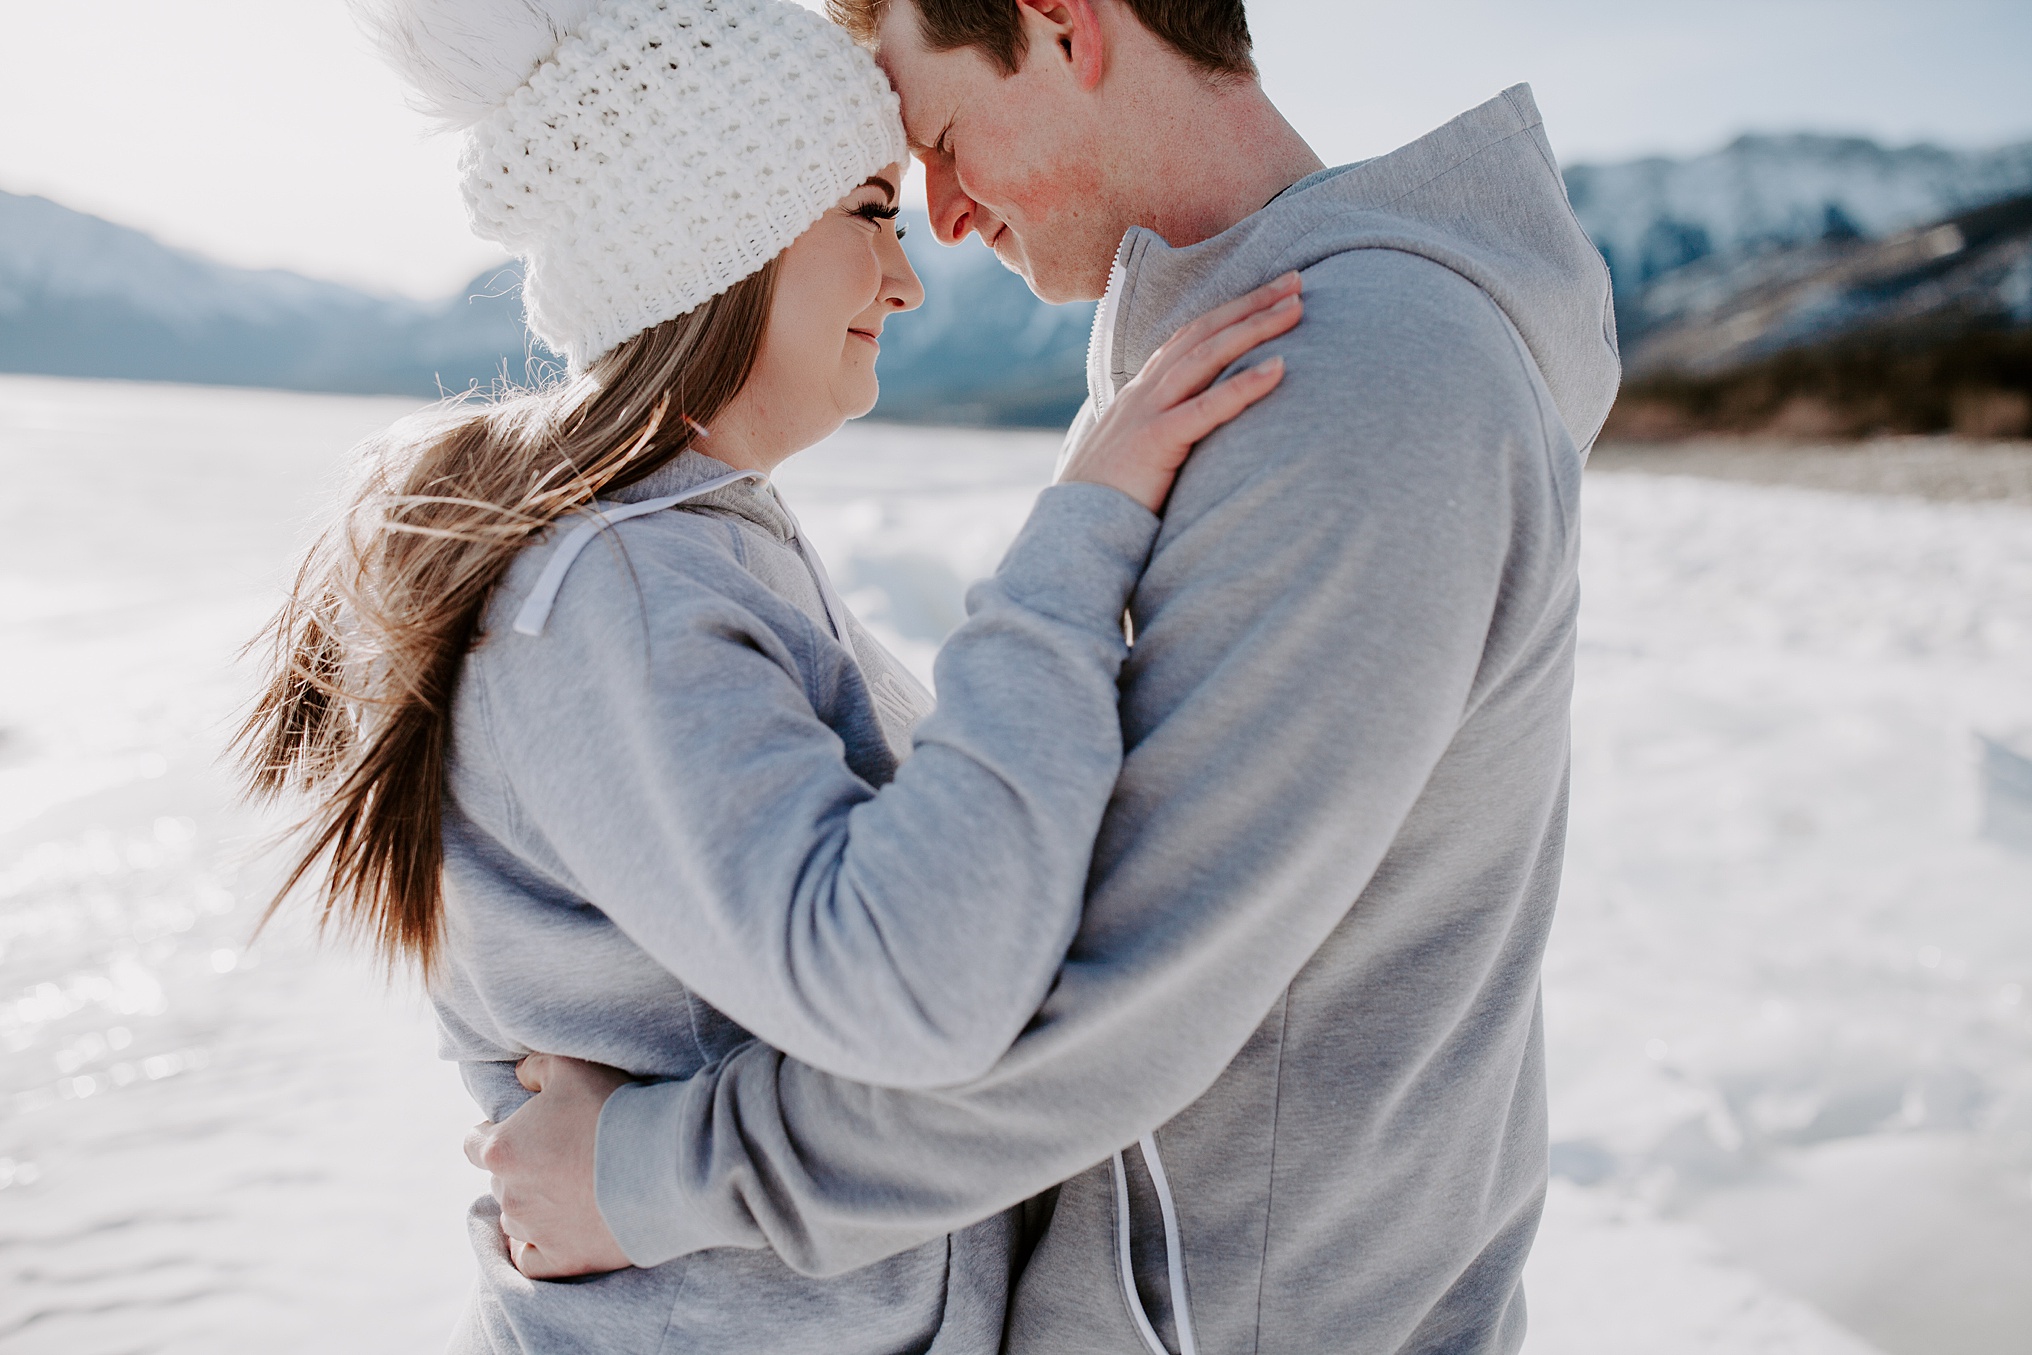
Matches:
[1625,192,2032,376]
[0,188,1085,421]
[1603,190,2032,439]
[2,190,380,327]
[1567,134,2032,439]
[11,126,2032,426]
[0,189,545,396]
[1565,133,2032,299]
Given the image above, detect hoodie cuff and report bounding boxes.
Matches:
[596,1078,721,1268]
[991,482,1159,633]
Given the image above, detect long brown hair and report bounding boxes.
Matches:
[236,259,780,976]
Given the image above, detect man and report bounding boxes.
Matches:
[478,1,1619,1350]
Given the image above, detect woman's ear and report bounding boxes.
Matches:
[1016,0,1107,91]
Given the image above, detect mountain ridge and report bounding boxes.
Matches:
[1566,132,2032,298]
[0,190,386,325]
[6,127,2032,427]
[0,188,546,396]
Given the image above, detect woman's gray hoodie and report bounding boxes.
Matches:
[587,85,1621,1355]
[433,449,1158,1352]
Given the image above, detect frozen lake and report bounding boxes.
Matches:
[2,373,2029,1355]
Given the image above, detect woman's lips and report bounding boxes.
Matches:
[849,328,880,347]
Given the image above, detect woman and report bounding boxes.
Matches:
[239,0,1298,1350]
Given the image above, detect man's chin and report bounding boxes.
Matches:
[992,237,1110,306]
[996,248,1073,306]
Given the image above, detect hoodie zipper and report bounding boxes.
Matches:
[1088,233,1135,417]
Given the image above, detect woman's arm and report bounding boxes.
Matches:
[483,483,1150,1088]
[478,277,1302,1091]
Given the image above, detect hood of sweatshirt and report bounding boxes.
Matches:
[1088,83,1620,453]
[607,448,801,542]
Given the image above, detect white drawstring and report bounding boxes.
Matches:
[1141,1133,1200,1355]
[509,471,847,643]
[1111,1134,1199,1355]
[512,471,764,636]
[1113,1149,1170,1355]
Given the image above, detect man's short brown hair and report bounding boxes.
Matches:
[827,0,1255,81]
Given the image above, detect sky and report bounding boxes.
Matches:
[3,0,2030,299]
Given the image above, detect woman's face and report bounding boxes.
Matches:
[726,165,923,463]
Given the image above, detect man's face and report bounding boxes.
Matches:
[876,2,1124,303]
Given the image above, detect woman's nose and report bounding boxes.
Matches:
[881,228,925,313]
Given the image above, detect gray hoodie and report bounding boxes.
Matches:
[592,84,1620,1355]
[433,449,1159,1352]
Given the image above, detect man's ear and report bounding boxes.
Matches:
[1015,0,1106,91]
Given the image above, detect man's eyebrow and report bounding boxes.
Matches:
[861,174,899,203]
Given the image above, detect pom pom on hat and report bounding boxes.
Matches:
[353,0,602,129]
[361,0,909,368]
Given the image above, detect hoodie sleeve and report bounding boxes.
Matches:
[589,248,1584,1271]
[478,481,1156,1092]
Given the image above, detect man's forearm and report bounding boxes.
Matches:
[599,492,1489,1272]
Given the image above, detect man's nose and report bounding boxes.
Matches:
[925,157,978,247]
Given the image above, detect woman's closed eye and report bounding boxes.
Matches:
[849,201,906,238]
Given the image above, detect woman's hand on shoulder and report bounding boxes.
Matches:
[1059,272,1303,513]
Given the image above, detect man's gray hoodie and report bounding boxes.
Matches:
[593,85,1620,1355]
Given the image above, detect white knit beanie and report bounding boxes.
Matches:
[364,0,909,368]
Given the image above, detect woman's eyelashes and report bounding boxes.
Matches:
[849,200,905,237]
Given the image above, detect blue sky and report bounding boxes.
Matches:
[2,0,2028,297]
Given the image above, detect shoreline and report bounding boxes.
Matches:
[1590,436,2032,506]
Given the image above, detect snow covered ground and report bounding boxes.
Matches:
[2,373,2028,1354]
[1541,471,2032,1354]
